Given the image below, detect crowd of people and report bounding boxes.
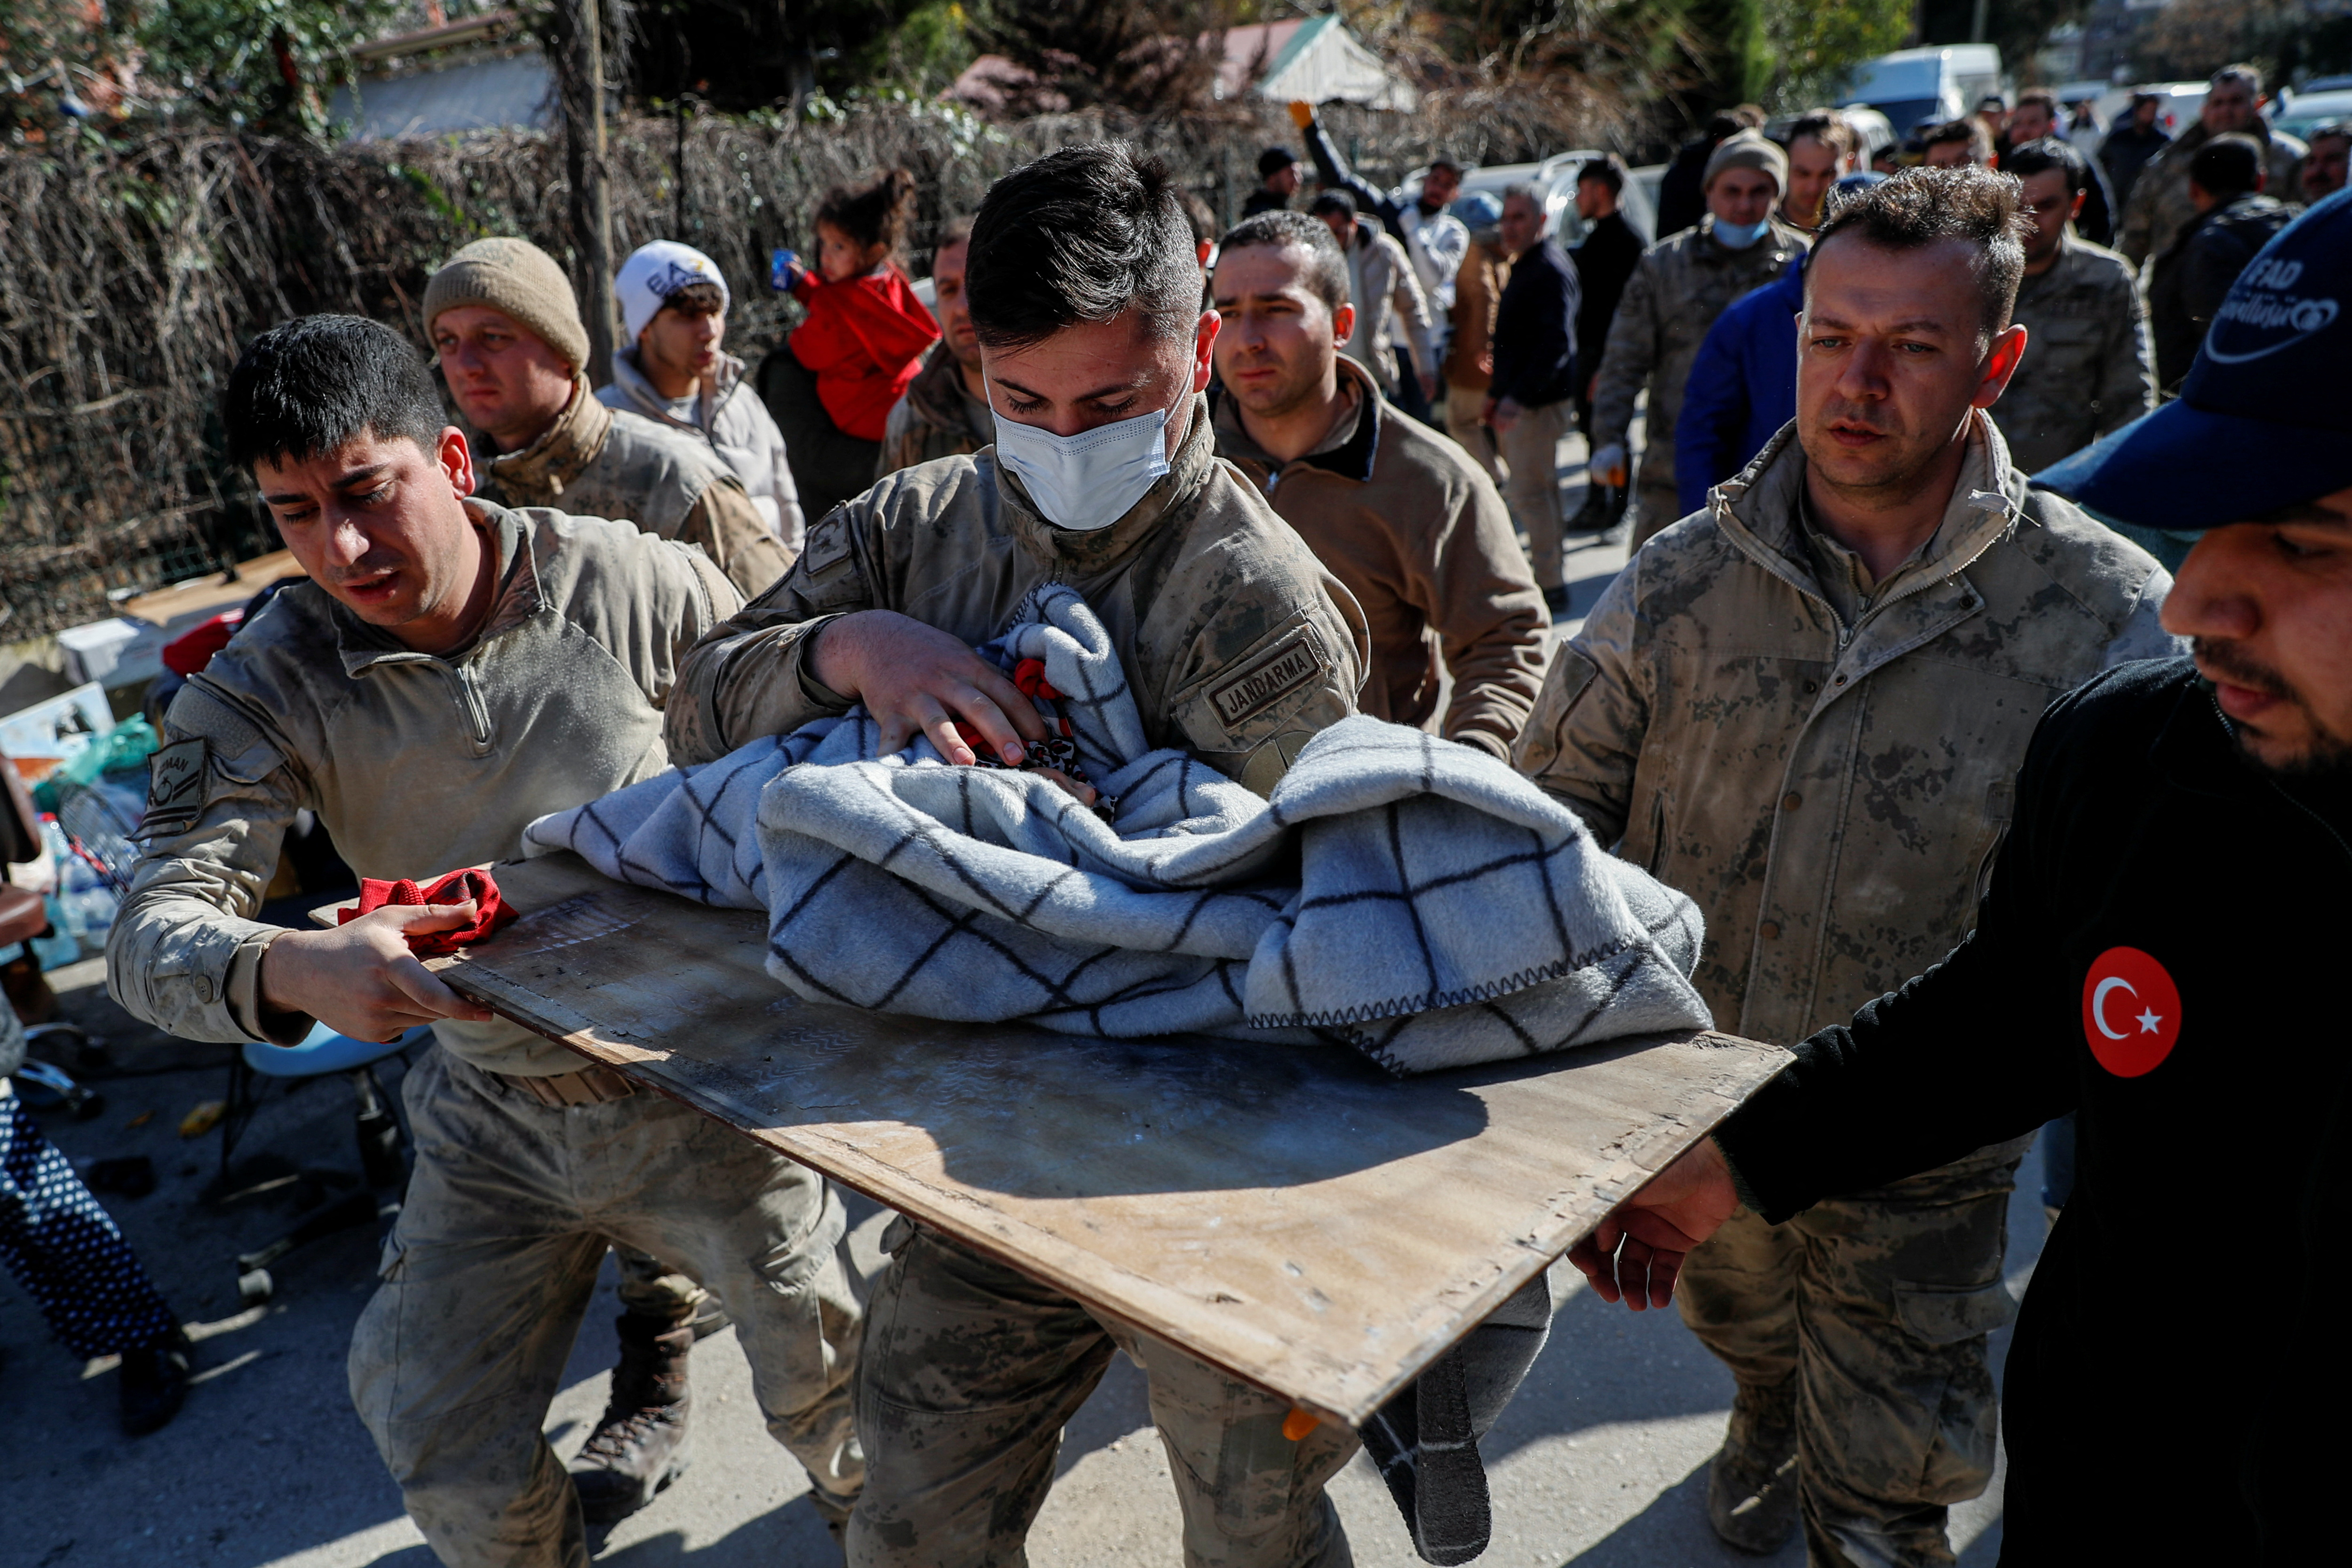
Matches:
[1,48,2340,1568]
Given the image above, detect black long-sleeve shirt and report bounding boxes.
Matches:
[1488,240,1580,409]
[1716,657,2351,1562]
[1571,212,1645,393]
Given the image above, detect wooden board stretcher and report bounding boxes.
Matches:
[382,852,1788,1428]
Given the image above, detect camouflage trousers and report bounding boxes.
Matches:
[849,1220,1359,1568]
[1677,1136,2033,1568]
[349,1047,864,1568]
[1625,477,1685,554]
[1497,398,1573,589]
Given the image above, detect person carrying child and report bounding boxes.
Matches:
[759,169,940,520]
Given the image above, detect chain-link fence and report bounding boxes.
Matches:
[0,94,1606,640]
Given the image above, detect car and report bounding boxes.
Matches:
[2275,88,2352,143]
[1399,152,1660,247]
[1835,44,2003,138]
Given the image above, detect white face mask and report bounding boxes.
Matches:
[987,377,1185,532]
[1713,217,1770,250]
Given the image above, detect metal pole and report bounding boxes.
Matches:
[1969,0,1989,43]
[577,0,618,386]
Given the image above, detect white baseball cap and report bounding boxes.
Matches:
[616,240,731,342]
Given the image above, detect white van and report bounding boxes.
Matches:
[1837,44,2003,137]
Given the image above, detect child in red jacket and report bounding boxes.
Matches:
[778,168,940,443]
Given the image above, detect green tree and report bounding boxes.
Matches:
[1764,0,1911,109]
[139,0,408,134]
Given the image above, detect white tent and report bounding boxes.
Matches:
[1212,16,1419,113]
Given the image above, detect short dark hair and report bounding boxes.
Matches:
[2190,133,2264,198]
[1787,109,1857,160]
[936,214,976,252]
[2002,136,2088,196]
[2013,87,2061,118]
[1812,166,2030,337]
[1577,153,1627,193]
[661,280,726,317]
[224,314,446,471]
[2311,121,2352,151]
[816,167,918,258]
[1705,105,1765,141]
[1307,189,1357,221]
[1215,211,1350,316]
[2212,62,2262,94]
[1428,154,1462,176]
[967,142,1202,351]
[1922,118,1993,161]
[1258,145,1296,179]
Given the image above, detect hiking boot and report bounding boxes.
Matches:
[120,1327,192,1437]
[571,1313,695,1523]
[1705,1378,1799,1553]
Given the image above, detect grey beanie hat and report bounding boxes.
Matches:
[1702,130,1789,194]
[422,237,590,373]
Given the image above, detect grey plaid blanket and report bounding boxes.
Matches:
[523,585,1709,1075]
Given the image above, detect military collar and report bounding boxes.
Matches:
[1211,358,1382,488]
[484,377,613,505]
[1712,411,2027,617]
[1693,213,1806,267]
[996,391,1220,576]
[332,500,547,676]
[905,341,992,444]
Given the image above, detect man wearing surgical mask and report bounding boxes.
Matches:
[664,143,1369,1565]
[1589,129,1808,550]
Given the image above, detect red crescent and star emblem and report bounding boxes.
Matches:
[2080,946,2182,1077]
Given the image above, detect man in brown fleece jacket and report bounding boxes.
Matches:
[1210,210,1549,759]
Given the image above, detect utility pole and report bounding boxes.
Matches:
[1969,0,1990,44]
[564,0,618,386]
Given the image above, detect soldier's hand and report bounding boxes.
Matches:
[259,903,498,1044]
[1287,100,1315,130]
[1566,1137,1739,1311]
[810,610,1047,765]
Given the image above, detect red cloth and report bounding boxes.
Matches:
[162,611,242,677]
[788,266,941,441]
[337,867,516,956]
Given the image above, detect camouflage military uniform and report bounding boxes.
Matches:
[667,396,1370,1567]
[1994,234,2156,476]
[876,342,992,479]
[2115,119,2308,268]
[1589,215,1806,551]
[1515,417,2178,1567]
[108,505,864,1568]
[476,375,792,598]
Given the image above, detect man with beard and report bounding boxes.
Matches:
[1516,167,2177,1561]
[878,216,992,475]
[1568,192,2352,1564]
[2119,62,2307,268]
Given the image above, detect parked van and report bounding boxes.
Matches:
[1837,45,2003,137]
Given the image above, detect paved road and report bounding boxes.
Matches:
[5,420,2045,1567]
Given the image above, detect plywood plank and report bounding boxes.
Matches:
[409,852,1786,1426]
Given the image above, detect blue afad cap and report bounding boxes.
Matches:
[2034,190,2352,531]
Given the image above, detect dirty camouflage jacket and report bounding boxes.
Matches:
[107,503,739,1072]
[1590,215,1807,502]
[876,342,992,480]
[476,374,790,598]
[2116,119,2308,267]
[1212,362,1546,760]
[1513,415,2177,1043]
[665,393,1370,796]
[1995,234,2155,476]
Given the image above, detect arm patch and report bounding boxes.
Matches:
[141,737,208,840]
[1206,629,1325,727]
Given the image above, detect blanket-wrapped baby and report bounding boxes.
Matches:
[524,584,1710,1075]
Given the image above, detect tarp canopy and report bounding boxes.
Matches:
[1213,16,1418,113]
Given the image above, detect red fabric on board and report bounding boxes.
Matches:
[337,867,516,956]
[788,266,941,441]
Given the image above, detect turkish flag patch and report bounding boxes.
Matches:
[2081,946,2182,1078]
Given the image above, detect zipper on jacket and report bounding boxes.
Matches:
[447,663,493,754]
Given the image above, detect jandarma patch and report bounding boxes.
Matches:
[1208,631,1324,727]
[141,737,207,838]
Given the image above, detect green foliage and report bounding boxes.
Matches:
[1764,0,1910,109]
[138,0,408,134]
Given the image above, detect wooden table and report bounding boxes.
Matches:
[412,852,1787,1427]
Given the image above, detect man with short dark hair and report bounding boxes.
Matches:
[662,143,1368,1566]
[2119,62,2307,266]
[602,239,807,556]
[1779,109,1856,232]
[1242,144,1301,216]
[1992,137,2153,473]
[425,237,788,597]
[2305,121,2350,200]
[2099,89,2171,209]
[1920,116,1992,168]
[1569,190,2352,1567]
[1568,156,1647,530]
[2002,89,2116,245]
[1656,104,1767,238]
[1487,183,1582,608]
[877,216,991,476]
[2150,132,2300,390]
[110,313,866,1566]
[1289,102,1471,374]
[1309,189,1439,415]
[1211,211,1548,759]
[1517,167,2176,1561]
[1590,130,1806,549]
